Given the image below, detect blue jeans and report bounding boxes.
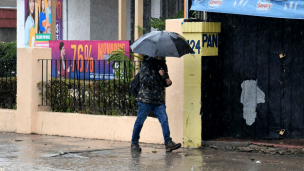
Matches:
[131,102,172,145]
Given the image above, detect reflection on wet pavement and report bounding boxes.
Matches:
[0,132,304,171]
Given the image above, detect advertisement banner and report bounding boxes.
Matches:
[24,0,62,48]
[191,0,304,19]
[56,0,63,40]
[49,40,130,80]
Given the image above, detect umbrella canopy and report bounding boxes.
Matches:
[130,31,194,57]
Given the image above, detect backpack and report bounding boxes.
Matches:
[129,72,141,97]
[129,65,152,97]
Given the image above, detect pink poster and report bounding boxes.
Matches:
[49,40,130,80]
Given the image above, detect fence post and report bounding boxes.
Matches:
[16,48,51,133]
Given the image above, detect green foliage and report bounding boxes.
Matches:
[108,48,142,79]
[138,9,184,32]
[0,41,17,77]
[191,11,199,18]
[0,77,17,109]
[147,17,166,31]
[38,78,138,116]
[0,41,17,60]
[136,25,146,33]
[109,48,134,79]
[0,42,17,109]
[174,9,185,18]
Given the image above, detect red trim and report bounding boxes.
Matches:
[0,9,17,18]
[0,9,17,28]
[0,19,16,28]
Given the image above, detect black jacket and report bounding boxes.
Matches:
[137,57,171,104]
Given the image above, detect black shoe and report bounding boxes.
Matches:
[165,141,181,152]
[131,143,142,152]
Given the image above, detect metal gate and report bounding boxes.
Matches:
[201,13,304,140]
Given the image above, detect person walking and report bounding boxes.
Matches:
[131,56,181,152]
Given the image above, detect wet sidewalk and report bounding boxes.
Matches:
[1,132,304,171]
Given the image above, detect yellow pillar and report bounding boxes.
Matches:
[119,0,127,40]
[182,22,221,147]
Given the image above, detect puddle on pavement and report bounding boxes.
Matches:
[0,158,9,162]
[62,153,89,159]
[1,132,304,171]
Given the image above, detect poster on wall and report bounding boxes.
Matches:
[24,0,62,48]
[49,40,130,80]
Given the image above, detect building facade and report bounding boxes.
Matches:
[0,0,17,42]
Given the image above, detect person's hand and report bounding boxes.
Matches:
[166,79,172,85]
[67,65,71,72]
[159,69,164,76]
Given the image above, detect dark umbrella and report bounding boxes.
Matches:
[130,31,194,57]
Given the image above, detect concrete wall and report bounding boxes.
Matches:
[61,0,131,40]
[0,28,16,42]
[62,0,68,40]
[0,0,16,7]
[90,0,118,40]
[67,0,90,40]
[33,112,163,143]
[165,19,184,146]
[17,48,51,133]
[0,0,16,42]
[16,0,24,48]
[0,109,16,132]
[0,47,167,144]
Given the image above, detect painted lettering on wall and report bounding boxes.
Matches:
[187,40,200,54]
[203,34,218,48]
[186,34,218,55]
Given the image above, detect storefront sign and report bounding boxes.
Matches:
[191,0,304,19]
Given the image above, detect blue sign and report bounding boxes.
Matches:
[191,0,304,19]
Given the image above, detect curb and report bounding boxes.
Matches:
[202,141,304,156]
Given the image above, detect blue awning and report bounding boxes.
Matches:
[190,0,304,19]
